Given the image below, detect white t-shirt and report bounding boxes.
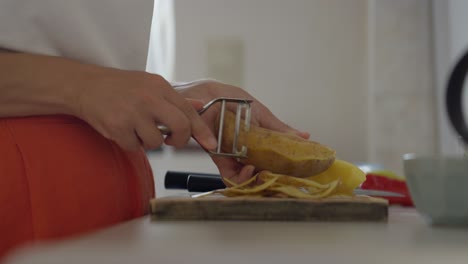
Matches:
[0,0,154,71]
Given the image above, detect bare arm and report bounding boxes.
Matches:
[0,52,88,117]
[0,52,216,151]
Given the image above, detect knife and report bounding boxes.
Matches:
[164,171,404,197]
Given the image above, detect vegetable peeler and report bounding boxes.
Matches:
[157,97,253,159]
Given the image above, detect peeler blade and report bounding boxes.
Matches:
[207,97,252,159]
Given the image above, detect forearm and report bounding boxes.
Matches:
[0,52,99,117]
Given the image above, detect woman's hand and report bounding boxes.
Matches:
[175,79,310,184]
[0,53,217,152]
[73,70,218,152]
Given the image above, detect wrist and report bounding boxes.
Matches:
[53,60,101,117]
[61,62,120,118]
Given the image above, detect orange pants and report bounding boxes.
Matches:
[0,115,154,259]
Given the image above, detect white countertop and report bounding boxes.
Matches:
[4,207,468,264]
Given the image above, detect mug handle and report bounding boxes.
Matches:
[447,50,468,144]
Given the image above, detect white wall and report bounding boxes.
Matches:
[172,0,369,161]
[367,0,436,174]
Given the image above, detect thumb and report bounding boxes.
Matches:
[186,98,205,111]
[258,109,310,139]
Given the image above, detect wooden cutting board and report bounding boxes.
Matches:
[150,195,388,222]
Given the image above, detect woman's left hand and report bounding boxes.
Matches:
[175,80,310,184]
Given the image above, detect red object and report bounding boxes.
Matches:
[361,173,413,206]
[0,115,155,259]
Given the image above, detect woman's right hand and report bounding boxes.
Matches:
[71,68,217,152]
[0,53,216,152]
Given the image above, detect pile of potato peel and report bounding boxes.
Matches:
[205,159,367,199]
[219,171,341,199]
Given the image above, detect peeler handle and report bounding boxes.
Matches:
[157,124,171,135]
[156,97,252,159]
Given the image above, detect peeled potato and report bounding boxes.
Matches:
[307,159,366,195]
[220,111,336,177]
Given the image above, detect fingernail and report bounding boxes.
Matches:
[207,136,218,150]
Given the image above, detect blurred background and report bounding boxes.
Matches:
[146,0,468,195]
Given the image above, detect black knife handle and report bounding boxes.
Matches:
[187,174,225,192]
[164,171,223,190]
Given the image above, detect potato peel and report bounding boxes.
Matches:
[223,175,256,189]
[270,180,338,199]
[220,174,279,195]
[217,171,341,199]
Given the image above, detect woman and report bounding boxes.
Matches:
[0,0,309,258]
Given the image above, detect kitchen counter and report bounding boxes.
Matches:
[4,207,468,264]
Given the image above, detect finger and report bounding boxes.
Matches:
[96,113,142,151]
[237,165,256,183]
[135,118,165,150]
[112,129,142,152]
[152,101,192,148]
[183,98,219,133]
[164,91,217,150]
[256,107,310,139]
[186,98,205,112]
[297,131,311,139]
[212,155,255,185]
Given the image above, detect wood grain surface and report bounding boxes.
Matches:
[150,195,388,222]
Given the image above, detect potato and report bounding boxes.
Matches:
[307,159,366,195]
[220,111,336,177]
